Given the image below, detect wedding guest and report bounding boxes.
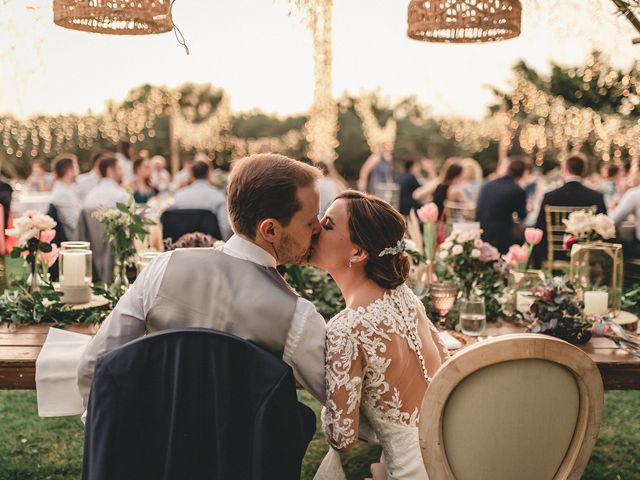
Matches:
[460,157,484,202]
[431,162,467,219]
[50,153,81,240]
[357,143,394,195]
[476,157,530,254]
[611,168,640,259]
[0,177,12,227]
[78,152,327,413]
[396,159,422,215]
[25,160,53,192]
[171,160,231,240]
[83,155,130,210]
[533,154,607,265]
[75,150,108,202]
[115,140,134,184]
[170,155,195,192]
[128,156,156,204]
[150,155,171,193]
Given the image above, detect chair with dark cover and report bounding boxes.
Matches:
[44,204,68,281]
[76,208,114,283]
[82,328,315,480]
[160,209,221,244]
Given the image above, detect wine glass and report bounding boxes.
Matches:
[407,263,430,299]
[430,282,457,328]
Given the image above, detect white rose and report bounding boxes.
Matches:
[474,238,483,248]
[439,250,449,260]
[441,241,453,251]
[19,228,39,246]
[564,210,594,237]
[593,214,616,239]
[457,232,470,243]
[452,245,463,255]
[31,214,56,231]
[471,248,481,258]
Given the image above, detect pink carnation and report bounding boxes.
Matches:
[524,228,543,246]
[417,203,439,223]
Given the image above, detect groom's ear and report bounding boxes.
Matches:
[257,218,281,243]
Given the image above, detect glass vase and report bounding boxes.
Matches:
[112,260,130,296]
[459,295,486,336]
[570,241,623,314]
[508,269,546,314]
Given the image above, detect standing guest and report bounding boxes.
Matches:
[50,153,81,240]
[476,157,530,254]
[533,154,607,265]
[115,140,134,184]
[83,155,130,210]
[128,156,156,204]
[150,155,171,193]
[25,160,53,192]
[357,143,394,195]
[75,150,108,202]
[611,168,640,259]
[431,162,467,219]
[170,155,195,192]
[0,176,13,230]
[172,160,231,240]
[396,159,422,216]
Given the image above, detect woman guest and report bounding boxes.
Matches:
[128,156,156,204]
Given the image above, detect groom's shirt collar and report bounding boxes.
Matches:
[220,234,277,268]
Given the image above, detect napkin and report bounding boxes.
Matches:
[35,327,91,417]
[439,331,462,350]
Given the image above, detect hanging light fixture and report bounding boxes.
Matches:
[53,0,173,35]
[407,0,522,43]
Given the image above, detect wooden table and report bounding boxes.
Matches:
[0,321,639,390]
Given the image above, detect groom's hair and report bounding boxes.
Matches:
[228,153,321,239]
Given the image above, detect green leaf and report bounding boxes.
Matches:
[38,242,52,253]
[116,202,129,213]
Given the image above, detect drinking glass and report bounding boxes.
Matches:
[430,282,457,327]
[459,297,486,336]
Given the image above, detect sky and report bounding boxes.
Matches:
[1,0,639,119]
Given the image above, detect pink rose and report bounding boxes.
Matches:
[39,230,56,243]
[479,243,500,262]
[38,244,59,268]
[507,244,529,264]
[524,228,543,246]
[417,203,439,223]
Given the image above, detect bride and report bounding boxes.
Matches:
[309,190,448,480]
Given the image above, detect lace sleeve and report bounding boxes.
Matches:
[321,313,365,453]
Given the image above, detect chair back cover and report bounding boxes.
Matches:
[161,209,221,243]
[82,328,314,480]
[76,208,114,283]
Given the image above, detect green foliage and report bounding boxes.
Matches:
[282,265,345,319]
[621,283,640,317]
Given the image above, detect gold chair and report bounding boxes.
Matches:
[443,201,476,237]
[544,205,597,272]
[419,334,603,480]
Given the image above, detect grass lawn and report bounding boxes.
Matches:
[0,390,637,480]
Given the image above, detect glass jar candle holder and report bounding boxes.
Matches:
[136,251,162,276]
[59,241,92,304]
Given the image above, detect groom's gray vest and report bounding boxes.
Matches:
[146,248,298,356]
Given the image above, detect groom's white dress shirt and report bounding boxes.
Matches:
[77,234,327,405]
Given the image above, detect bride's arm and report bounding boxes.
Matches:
[322,322,365,453]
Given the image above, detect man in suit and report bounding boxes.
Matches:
[396,159,422,216]
[78,154,326,408]
[533,154,607,265]
[476,157,530,254]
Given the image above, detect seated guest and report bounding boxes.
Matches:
[170,155,195,192]
[171,160,231,239]
[611,167,640,259]
[83,155,130,210]
[75,150,107,202]
[476,157,530,254]
[533,154,607,265]
[150,155,171,193]
[115,140,135,184]
[396,159,422,216]
[50,153,81,240]
[127,156,156,204]
[25,160,53,192]
[431,162,467,219]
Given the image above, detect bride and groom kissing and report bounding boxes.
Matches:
[77,153,448,480]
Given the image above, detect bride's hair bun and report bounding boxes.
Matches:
[336,190,410,289]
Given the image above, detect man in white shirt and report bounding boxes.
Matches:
[75,150,106,202]
[115,140,134,184]
[50,153,81,240]
[611,168,640,258]
[83,155,130,210]
[171,159,232,239]
[78,153,326,406]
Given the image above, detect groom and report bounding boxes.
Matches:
[77,153,326,405]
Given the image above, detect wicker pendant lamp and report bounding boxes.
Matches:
[53,0,173,35]
[407,0,522,43]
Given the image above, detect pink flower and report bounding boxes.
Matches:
[38,244,59,268]
[524,228,543,246]
[39,230,56,243]
[563,235,578,251]
[507,244,529,264]
[452,245,463,255]
[417,203,439,223]
[479,243,499,262]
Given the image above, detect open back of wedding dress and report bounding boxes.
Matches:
[314,284,449,480]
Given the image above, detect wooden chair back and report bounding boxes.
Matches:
[544,205,596,271]
[419,334,603,480]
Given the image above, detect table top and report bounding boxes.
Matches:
[0,321,638,390]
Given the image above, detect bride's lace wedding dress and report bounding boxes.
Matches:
[314,284,449,480]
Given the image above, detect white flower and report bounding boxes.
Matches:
[563,210,595,237]
[30,213,56,231]
[474,238,483,248]
[441,241,453,251]
[457,231,470,243]
[471,248,481,258]
[452,245,463,255]
[404,239,418,252]
[439,250,449,260]
[593,214,616,239]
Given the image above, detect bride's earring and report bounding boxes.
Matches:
[348,259,353,269]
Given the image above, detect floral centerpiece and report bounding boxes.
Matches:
[437,228,505,321]
[6,211,58,293]
[503,228,546,315]
[562,210,615,250]
[93,198,156,298]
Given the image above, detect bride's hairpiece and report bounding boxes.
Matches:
[378,239,407,257]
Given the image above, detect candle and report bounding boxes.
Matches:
[62,252,86,287]
[584,291,608,316]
